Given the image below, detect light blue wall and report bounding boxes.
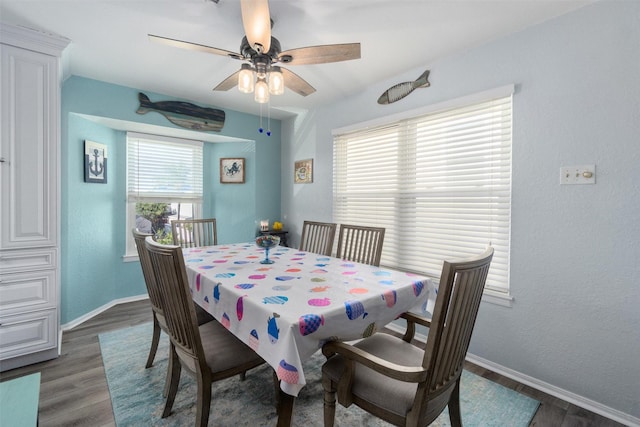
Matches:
[281,1,639,422]
[61,76,281,324]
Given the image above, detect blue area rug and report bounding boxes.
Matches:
[99,323,539,426]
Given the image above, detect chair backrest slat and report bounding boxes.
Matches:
[299,221,337,256]
[171,218,217,248]
[336,224,386,266]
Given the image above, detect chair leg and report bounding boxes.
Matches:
[322,376,337,427]
[195,371,212,427]
[145,313,161,368]
[162,345,181,418]
[163,343,174,397]
[448,378,462,427]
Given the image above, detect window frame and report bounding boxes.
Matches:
[123,132,204,260]
[332,85,514,303]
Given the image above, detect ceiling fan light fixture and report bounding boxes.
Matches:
[238,64,255,93]
[254,78,269,103]
[254,58,268,79]
[269,66,284,95]
[153,0,360,103]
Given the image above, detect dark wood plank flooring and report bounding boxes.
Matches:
[0,300,625,426]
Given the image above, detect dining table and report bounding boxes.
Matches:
[182,241,437,426]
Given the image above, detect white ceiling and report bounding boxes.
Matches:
[1,0,594,120]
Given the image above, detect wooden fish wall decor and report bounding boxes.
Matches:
[136,92,225,132]
[377,70,430,105]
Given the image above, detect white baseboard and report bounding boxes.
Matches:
[61,294,149,331]
[384,323,639,427]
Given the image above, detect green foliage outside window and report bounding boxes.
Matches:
[135,202,172,241]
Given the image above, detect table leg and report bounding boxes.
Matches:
[272,370,294,427]
[276,388,295,427]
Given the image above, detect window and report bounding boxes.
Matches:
[333,86,513,296]
[124,132,203,258]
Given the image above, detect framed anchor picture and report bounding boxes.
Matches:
[84,140,108,184]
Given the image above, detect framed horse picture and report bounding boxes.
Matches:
[220,158,245,184]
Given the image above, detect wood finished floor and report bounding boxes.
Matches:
[0,300,625,427]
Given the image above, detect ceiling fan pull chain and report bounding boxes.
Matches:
[258,103,264,134]
[266,99,272,136]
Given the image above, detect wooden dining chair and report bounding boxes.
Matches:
[171,218,217,248]
[132,229,214,370]
[144,236,268,427]
[336,224,386,266]
[299,220,337,256]
[322,247,494,427]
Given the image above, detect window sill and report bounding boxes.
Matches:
[482,289,513,307]
[123,254,139,263]
[383,266,513,308]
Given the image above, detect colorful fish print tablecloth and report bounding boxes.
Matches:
[183,242,436,396]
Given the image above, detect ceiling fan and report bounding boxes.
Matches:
[149,0,361,101]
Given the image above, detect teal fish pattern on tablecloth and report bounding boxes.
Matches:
[263,295,288,305]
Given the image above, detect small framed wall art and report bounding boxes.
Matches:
[294,158,313,184]
[220,158,245,184]
[84,140,108,184]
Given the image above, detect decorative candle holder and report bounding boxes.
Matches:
[255,235,280,264]
[260,220,269,232]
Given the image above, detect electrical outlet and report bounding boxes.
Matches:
[560,165,596,185]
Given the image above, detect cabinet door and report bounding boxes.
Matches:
[0,309,57,360]
[0,44,58,249]
[0,269,57,316]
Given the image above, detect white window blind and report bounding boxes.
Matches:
[124,132,203,259]
[333,89,512,293]
[127,132,203,203]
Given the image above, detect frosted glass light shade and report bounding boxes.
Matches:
[238,64,255,93]
[240,0,271,54]
[269,67,284,95]
[254,78,269,103]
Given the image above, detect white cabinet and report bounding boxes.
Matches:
[0,23,69,371]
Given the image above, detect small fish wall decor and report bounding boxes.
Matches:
[377,70,430,105]
[136,92,226,131]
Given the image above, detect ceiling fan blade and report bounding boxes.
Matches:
[281,68,316,97]
[240,0,271,54]
[278,43,361,65]
[149,34,243,60]
[213,70,241,92]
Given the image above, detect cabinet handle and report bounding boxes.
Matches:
[0,158,6,163]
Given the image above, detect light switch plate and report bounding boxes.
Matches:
[560,165,596,185]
